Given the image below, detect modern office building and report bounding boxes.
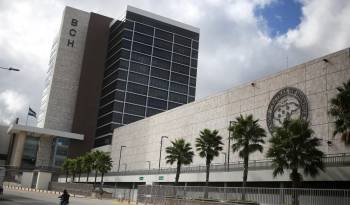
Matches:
[36,6,200,155]
[95,6,200,147]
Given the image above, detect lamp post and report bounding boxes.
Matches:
[117,145,126,172]
[146,161,151,170]
[158,136,168,170]
[0,66,20,72]
[228,120,234,171]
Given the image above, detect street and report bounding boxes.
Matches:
[1,189,121,205]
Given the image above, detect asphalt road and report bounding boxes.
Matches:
[1,189,120,205]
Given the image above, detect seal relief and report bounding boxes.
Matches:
[266,87,308,133]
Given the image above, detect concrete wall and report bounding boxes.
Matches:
[21,172,34,188]
[0,124,10,164]
[38,7,90,131]
[36,172,52,190]
[111,48,350,172]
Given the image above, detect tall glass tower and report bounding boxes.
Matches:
[95,6,200,147]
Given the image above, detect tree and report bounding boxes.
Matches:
[266,119,324,205]
[68,158,77,183]
[91,150,103,187]
[76,156,83,182]
[165,138,194,185]
[95,152,113,189]
[229,114,266,200]
[62,158,72,183]
[82,152,94,182]
[329,79,350,145]
[195,129,223,198]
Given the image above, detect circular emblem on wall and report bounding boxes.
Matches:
[266,87,308,133]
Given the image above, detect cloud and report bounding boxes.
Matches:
[0,90,28,124]
[0,0,349,125]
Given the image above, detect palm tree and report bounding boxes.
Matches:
[62,158,71,183]
[195,129,223,198]
[91,150,103,187]
[68,158,77,183]
[329,79,350,145]
[165,138,194,185]
[95,152,113,189]
[76,156,83,182]
[83,152,94,182]
[266,119,324,205]
[229,114,266,200]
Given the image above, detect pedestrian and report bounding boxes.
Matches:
[58,189,70,205]
[0,186,4,200]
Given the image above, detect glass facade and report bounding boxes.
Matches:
[21,136,39,167]
[95,10,199,147]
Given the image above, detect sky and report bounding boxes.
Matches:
[0,0,350,125]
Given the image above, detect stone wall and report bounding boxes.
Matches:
[111,48,350,171]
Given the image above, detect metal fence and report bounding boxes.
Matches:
[108,153,350,176]
[137,185,350,205]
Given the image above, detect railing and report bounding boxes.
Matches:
[108,153,350,176]
[137,185,350,205]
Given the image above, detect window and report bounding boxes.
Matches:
[189,87,195,96]
[152,57,170,69]
[94,136,112,147]
[151,67,170,80]
[117,69,128,80]
[133,32,153,45]
[190,77,196,87]
[173,44,191,56]
[116,91,125,101]
[173,53,190,65]
[168,102,182,109]
[126,92,147,105]
[172,63,189,75]
[150,77,169,90]
[127,82,148,95]
[113,112,123,122]
[191,49,198,59]
[122,30,133,39]
[131,52,151,64]
[192,41,199,50]
[95,124,113,136]
[116,80,127,90]
[128,72,149,85]
[174,35,191,47]
[148,97,167,109]
[100,92,115,106]
[149,87,168,100]
[114,102,124,112]
[170,82,188,94]
[171,73,188,84]
[190,68,197,77]
[169,92,187,104]
[124,20,134,29]
[135,22,154,35]
[133,42,152,55]
[146,108,162,117]
[102,81,117,96]
[153,47,171,60]
[154,38,172,50]
[97,113,113,127]
[155,29,173,41]
[191,59,198,68]
[123,114,143,124]
[130,62,150,75]
[125,103,145,116]
[99,103,113,116]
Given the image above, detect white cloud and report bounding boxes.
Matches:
[0,0,349,125]
[0,90,28,124]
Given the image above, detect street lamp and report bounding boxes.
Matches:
[146,161,151,170]
[158,136,168,170]
[117,145,126,172]
[0,66,20,71]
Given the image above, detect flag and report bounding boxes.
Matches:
[28,107,37,118]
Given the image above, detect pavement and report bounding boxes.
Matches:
[0,189,122,205]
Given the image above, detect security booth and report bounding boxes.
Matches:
[6,124,83,189]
